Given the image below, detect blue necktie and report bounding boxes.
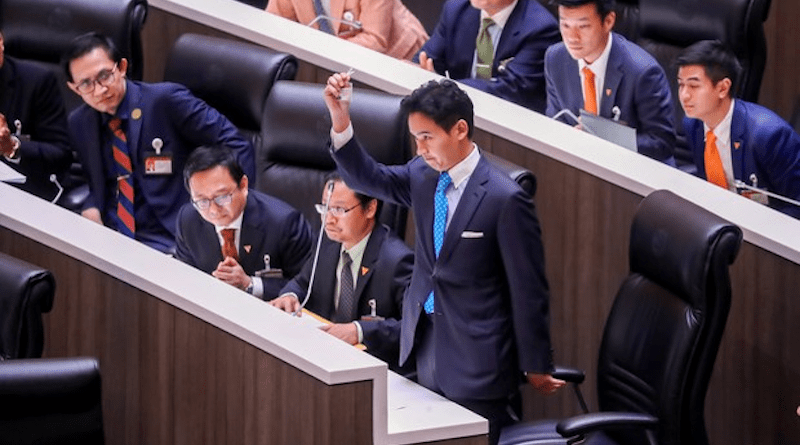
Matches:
[424,172,451,314]
[312,0,334,34]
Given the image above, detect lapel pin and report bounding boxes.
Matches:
[605,88,612,96]
[244,245,252,253]
[734,141,741,150]
[361,266,369,276]
[131,108,142,120]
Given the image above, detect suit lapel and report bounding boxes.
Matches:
[438,157,489,263]
[238,195,266,275]
[495,0,524,64]
[315,238,340,319]
[730,100,747,182]
[352,225,385,309]
[600,34,623,117]
[125,81,144,162]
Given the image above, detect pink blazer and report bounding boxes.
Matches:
[267,0,428,60]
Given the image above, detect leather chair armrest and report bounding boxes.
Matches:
[552,366,585,384]
[556,412,659,444]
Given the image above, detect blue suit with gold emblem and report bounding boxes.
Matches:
[68,80,254,252]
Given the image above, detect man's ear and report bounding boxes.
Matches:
[716,77,733,99]
[453,119,470,140]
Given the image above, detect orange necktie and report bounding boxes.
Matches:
[704,131,728,189]
[582,67,597,114]
[221,228,239,261]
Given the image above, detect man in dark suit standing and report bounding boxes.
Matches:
[413,0,559,113]
[544,0,676,164]
[677,40,800,219]
[324,73,564,444]
[0,30,71,201]
[270,174,413,372]
[175,146,312,300]
[62,32,254,253]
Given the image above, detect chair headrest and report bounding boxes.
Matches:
[638,0,767,46]
[629,190,742,306]
[0,253,55,359]
[164,34,298,132]
[0,0,148,79]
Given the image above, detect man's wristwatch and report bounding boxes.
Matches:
[244,278,254,294]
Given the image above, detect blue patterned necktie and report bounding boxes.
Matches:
[424,172,452,314]
[312,0,334,34]
[109,117,135,238]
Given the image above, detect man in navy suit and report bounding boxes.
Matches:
[175,146,312,300]
[677,40,800,219]
[0,30,71,202]
[324,72,564,445]
[270,174,413,372]
[63,32,254,253]
[544,0,676,164]
[413,0,559,113]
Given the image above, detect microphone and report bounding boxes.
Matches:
[308,14,363,35]
[49,174,64,204]
[297,180,336,315]
[551,109,598,137]
[611,106,621,122]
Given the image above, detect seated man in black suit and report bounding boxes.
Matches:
[270,174,414,372]
[175,146,313,300]
[0,29,72,202]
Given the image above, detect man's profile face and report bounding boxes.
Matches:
[559,3,615,64]
[68,47,128,115]
[409,112,468,173]
[321,181,375,250]
[189,165,249,228]
[677,64,728,125]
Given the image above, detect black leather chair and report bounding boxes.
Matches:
[499,189,743,445]
[0,252,55,360]
[163,33,298,183]
[0,0,148,111]
[0,357,104,444]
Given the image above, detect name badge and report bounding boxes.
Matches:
[144,155,173,175]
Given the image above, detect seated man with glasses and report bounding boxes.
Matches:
[270,173,413,373]
[62,32,255,253]
[175,146,312,300]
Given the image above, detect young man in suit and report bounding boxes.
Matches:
[0,30,72,202]
[676,40,800,219]
[175,146,312,300]
[544,0,677,164]
[266,0,428,60]
[270,174,414,372]
[414,0,559,113]
[324,72,564,445]
[62,32,255,253]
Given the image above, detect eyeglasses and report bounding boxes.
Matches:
[192,192,234,211]
[74,63,118,94]
[315,203,359,217]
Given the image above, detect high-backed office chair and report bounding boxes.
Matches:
[499,189,743,445]
[0,357,105,444]
[0,0,148,111]
[163,33,298,182]
[0,252,55,360]
[259,80,412,237]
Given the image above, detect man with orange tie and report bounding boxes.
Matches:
[175,146,312,300]
[63,32,254,253]
[544,0,676,164]
[677,40,800,219]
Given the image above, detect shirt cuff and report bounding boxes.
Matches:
[250,276,264,299]
[353,320,364,344]
[330,122,354,150]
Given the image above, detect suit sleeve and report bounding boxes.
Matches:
[360,244,413,364]
[459,15,560,112]
[331,137,414,208]
[276,254,313,301]
[165,85,256,180]
[631,64,676,162]
[174,204,199,267]
[544,46,564,119]
[260,209,314,299]
[498,189,554,374]
[16,68,72,179]
[412,3,449,64]
[755,123,800,218]
[343,0,392,53]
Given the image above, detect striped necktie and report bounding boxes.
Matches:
[109,117,135,237]
[424,172,452,314]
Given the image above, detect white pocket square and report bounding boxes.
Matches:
[461,231,484,238]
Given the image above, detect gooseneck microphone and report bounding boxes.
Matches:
[297,180,336,315]
[49,174,64,204]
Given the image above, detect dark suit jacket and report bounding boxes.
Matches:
[68,80,254,252]
[415,0,559,113]
[0,57,71,201]
[280,224,413,370]
[333,138,554,401]
[685,100,800,219]
[545,33,676,163]
[175,190,313,300]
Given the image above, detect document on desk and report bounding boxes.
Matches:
[0,161,25,184]
[295,309,367,350]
